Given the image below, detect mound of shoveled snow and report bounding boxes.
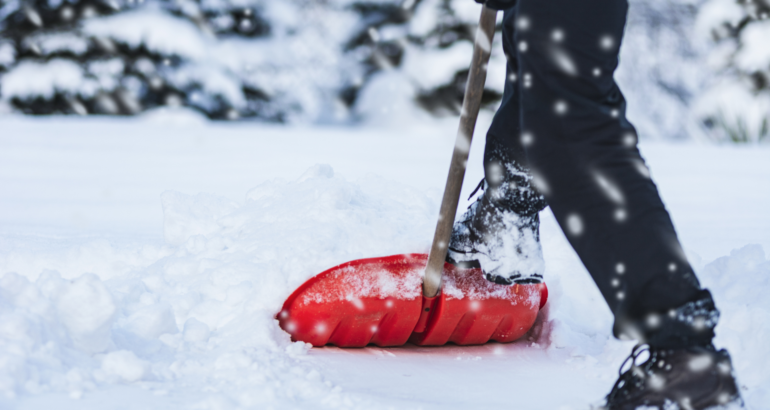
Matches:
[700,244,770,405]
[0,165,438,407]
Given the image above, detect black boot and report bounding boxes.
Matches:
[446,172,546,284]
[595,344,743,410]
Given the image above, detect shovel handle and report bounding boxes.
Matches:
[423,5,498,298]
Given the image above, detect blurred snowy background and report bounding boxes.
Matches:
[0,0,768,143]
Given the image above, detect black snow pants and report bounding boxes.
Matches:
[487,0,719,348]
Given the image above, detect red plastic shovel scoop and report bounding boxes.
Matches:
[278,6,548,347]
[278,254,547,347]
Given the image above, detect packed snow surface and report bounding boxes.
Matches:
[0,115,769,409]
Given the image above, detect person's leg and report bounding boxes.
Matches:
[510,0,741,407]
[484,6,547,216]
[446,5,549,285]
[508,1,742,407]
[514,0,716,349]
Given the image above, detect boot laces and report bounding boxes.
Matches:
[607,344,655,402]
[467,178,486,200]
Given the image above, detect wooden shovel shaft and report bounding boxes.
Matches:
[423,6,498,298]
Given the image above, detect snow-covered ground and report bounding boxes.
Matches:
[1,115,769,409]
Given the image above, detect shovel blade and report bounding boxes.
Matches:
[278,254,547,348]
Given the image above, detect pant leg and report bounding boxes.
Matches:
[510,0,718,348]
[483,6,547,218]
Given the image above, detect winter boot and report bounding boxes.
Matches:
[594,344,743,410]
[446,176,546,285]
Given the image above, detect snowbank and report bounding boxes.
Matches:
[0,163,439,406]
[701,245,770,405]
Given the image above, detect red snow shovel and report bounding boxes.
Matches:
[278,6,547,347]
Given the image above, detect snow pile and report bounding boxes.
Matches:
[0,256,365,405]
[0,164,437,405]
[534,237,770,407]
[701,244,770,405]
[161,191,239,247]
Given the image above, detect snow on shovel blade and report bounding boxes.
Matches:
[277,254,547,348]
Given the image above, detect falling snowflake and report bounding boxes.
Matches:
[368,27,380,42]
[61,6,75,21]
[487,162,505,185]
[616,262,626,274]
[554,100,568,115]
[632,160,652,179]
[530,170,551,195]
[551,48,578,76]
[622,133,637,147]
[593,171,625,204]
[646,314,661,328]
[523,72,533,88]
[521,132,534,146]
[648,373,666,390]
[687,355,713,372]
[517,16,531,30]
[599,35,615,50]
[566,213,584,236]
